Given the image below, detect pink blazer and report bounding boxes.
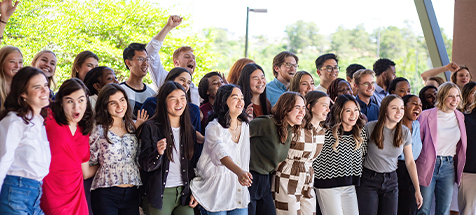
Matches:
[416,108,467,187]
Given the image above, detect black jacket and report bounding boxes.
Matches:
[138,120,197,209]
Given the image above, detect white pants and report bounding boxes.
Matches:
[459,173,476,215]
[316,185,359,215]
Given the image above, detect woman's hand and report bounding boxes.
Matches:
[245,103,253,121]
[237,170,253,187]
[156,138,166,155]
[0,0,19,22]
[415,190,423,209]
[189,194,199,208]
[134,109,149,128]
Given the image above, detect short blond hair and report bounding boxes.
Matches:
[435,82,461,111]
[173,46,194,61]
[31,50,57,89]
[353,69,375,84]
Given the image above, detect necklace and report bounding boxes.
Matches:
[228,122,241,141]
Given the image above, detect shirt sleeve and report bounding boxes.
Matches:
[146,39,169,89]
[138,122,163,172]
[0,114,26,191]
[205,122,230,166]
[89,126,101,166]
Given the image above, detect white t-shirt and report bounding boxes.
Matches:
[436,110,460,156]
[165,127,184,187]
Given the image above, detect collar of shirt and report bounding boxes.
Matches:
[272,77,287,92]
[374,84,388,95]
[356,95,371,107]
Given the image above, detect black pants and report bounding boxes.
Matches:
[357,167,399,215]
[91,186,140,215]
[248,171,276,215]
[397,160,417,215]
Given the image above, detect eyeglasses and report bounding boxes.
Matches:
[133,57,151,63]
[360,81,376,88]
[283,62,299,69]
[321,66,340,73]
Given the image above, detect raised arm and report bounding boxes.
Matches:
[0,0,19,43]
[420,62,459,82]
[147,15,183,89]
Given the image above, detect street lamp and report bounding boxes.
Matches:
[245,7,267,57]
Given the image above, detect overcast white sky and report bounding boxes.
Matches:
[155,0,455,40]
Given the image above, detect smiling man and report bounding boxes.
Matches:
[315,53,339,93]
[146,15,200,106]
[120,43,156,117]
[266,51,299,106]
[353,69,379,121]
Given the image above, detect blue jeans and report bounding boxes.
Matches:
[0,175,44,215]
[201,207,248,215]
[417,156,455,215]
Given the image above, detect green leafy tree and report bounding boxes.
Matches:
[3,0,218,89]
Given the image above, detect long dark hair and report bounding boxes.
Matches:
[271,92,304,144]
[51,78,94,135]
[326,94,366,151]
[461,81,476,112]
[237,63,269,116]
[95,83,135,144]
[208,84,249,128]
[0,67,48,123]
[198,71,222,104]
[164,67,192,102]
[143,81,195,161]
[370,95,404,149]
[419,85,438,110]
[303,91,328,130]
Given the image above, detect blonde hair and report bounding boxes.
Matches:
[173,46,194,61]
[0,46,23,110]
[31,50,57,89]
[435,82,461,111]
[353,69,376,84]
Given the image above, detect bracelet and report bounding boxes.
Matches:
[0,20,7,24]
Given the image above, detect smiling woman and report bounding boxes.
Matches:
[31,50,57,90]
[237,63,271,119]
[0,45,23,110]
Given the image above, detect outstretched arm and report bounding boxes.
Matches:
[0,0,19,43]
[147,15,183,89]
[420,62,459,82]
[153,15,182,41]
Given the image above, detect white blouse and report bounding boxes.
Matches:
[190,119,250,212]
[0,112,51,192]
[89,125,142,190]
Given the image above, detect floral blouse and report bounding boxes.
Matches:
[89,125,142,190]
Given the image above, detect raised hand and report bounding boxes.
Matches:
[166,15,182,29]
[245,103,254,121]
[220,72,229,85]
[237,170,253,187]
[0,0,19,22]
[134,109,149,128]
[446,62,460,72]
[156,138,166,155]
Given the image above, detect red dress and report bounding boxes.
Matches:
[40,113,90,215]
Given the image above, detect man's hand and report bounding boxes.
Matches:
[166,15,182,29]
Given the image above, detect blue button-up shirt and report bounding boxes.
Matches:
[266,78,287,107]
[398,120,422,160]
[372,84,388,107]
[356,95,380,122]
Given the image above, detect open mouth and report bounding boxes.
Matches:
[41,67,52,74]
[174,106,183,111]
[73,112,81,118]
[187,64,194,70]
[141,67,148,73]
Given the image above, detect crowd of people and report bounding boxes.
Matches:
[0,4,475,215]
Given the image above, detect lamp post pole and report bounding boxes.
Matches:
[244,7,267,58]
[245,7,250,57]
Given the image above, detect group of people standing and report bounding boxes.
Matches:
[0,6,475,215]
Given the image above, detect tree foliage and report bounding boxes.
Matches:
[3,0,218,89]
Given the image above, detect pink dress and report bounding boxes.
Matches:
[40,113,90,215]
